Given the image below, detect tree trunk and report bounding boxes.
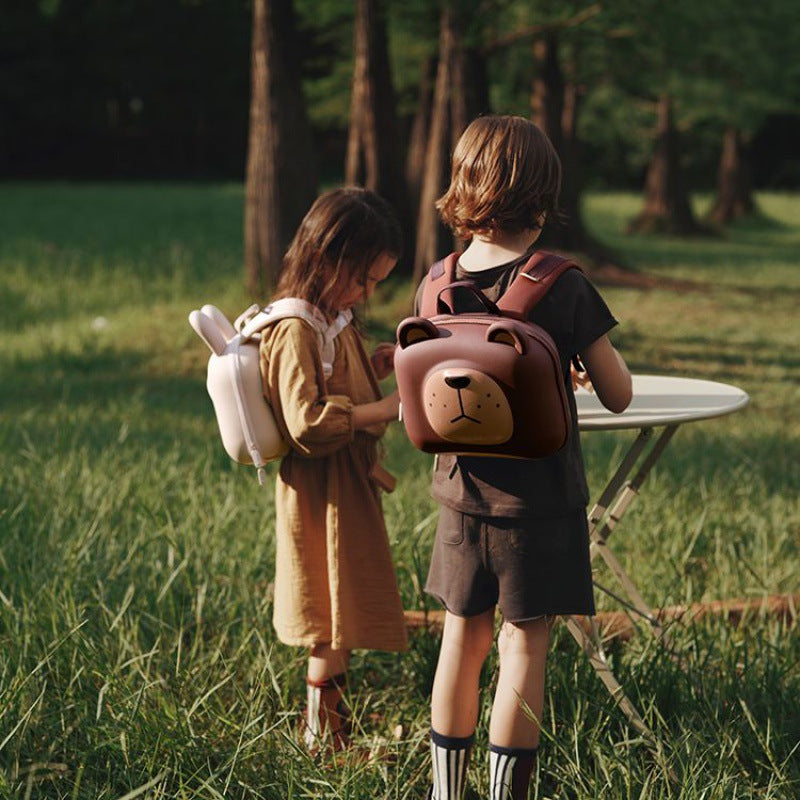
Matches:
[412,6,489,283]
[413,4,457,284]
[706,126,756,225]
[531,37,620,266]
[530,33,564,155]
[244,0,317,298]
[345,0,412,272]
[451,42,490,146]
[627,93,703,235]
[405,55,437,224]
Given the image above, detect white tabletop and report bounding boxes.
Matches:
[576,374,749,431]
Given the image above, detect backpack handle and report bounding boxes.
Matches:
[436,280,500,316]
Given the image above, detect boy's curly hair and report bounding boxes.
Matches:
[436,115,562,240]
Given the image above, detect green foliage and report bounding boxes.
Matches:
[4,0,800,188]
[1,185,799,797]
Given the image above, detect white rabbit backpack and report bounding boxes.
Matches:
[189,300,352,484]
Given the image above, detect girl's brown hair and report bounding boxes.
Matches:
[436,115,562,240]
[275,187,402,316]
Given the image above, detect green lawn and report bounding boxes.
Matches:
[0,184,798,798]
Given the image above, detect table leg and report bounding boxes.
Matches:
[587,428,653,539]
[563,615,657,746]
[589,426,679,645]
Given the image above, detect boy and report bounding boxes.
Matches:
[418,116,632,799]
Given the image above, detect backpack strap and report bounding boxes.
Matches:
[419,252,460,318]
[238,298,352,378]
[496,251,580,317]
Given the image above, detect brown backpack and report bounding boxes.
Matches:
[394,251,579,459]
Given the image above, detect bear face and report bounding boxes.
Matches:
[395,314,570,458]
[423,367,513,445]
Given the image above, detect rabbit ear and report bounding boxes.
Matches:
[201,304,236,340]
[189,309,227,355]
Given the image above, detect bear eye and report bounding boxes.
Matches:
[405,328,431,344]
[397,318,439,349]
[486,323,527,355]
[490,330,518,348]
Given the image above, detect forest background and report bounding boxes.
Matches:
[6,0,800,289]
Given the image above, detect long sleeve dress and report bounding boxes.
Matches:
[259,317,408,652]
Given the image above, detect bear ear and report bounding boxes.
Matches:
[396,317,440,349]
[486,322,527,355]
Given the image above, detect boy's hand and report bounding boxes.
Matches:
[371,342,396,380]
[571,363,594,393]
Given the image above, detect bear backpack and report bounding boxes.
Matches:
[189,300,351,483]
[394,251,578,459]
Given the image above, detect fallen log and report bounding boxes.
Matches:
[404,593,799,642]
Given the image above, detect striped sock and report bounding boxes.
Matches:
[488,743,538,800]
[429,728,473,800]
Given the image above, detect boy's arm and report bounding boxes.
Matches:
[579,334,632,413]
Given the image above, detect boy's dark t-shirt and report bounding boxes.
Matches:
[413,250,618,518]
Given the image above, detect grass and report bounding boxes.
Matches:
[0,183,798,798]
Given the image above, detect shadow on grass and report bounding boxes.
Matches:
[2,340,209,405]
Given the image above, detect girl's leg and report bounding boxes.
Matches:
[308,643,350,683]
[428,608,495,800]
[304,644,351,752]
[487,616,551,800]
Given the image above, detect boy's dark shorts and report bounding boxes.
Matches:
[425,506,596,622]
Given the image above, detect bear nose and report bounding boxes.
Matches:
[444,375,470,390]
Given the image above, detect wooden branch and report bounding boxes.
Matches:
[404,593,800,642]
[485,4,602,53]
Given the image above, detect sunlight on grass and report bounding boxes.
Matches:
[1,185,798,798]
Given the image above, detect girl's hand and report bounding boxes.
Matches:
[352,390,400,429]
[371,342,396,380]
[382,389,401,421]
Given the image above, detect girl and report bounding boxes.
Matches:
[258,187,407,755]
[417,116,632,799]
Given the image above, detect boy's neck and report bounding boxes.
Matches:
[459,228,543,272]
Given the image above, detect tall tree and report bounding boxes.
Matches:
[405,54,438,224]
[244,0,317,297]
[707,127,755,226]
[413,1,489,283]
[627,92,700,234]
[529,26,618,259]
[488,3,622,264]
[693,0,800,225]
[413,4,456,284]
[345,0,412,272]
[602,0,708,235]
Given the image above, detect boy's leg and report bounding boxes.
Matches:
[428,608,494,799]
[304,644,351,752]
[488,744,538,800]
[490,617,550,746]
[487,617,551,799]
[432,608,495,735]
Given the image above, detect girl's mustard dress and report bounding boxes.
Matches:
[259,317,407,652]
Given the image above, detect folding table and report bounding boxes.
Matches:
[566,374,749,742]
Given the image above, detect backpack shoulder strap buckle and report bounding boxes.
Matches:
[498,251,580,316]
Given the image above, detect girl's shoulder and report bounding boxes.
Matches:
[259,316,321,357]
